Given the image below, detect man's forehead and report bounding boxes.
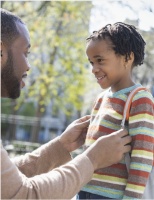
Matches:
[12,21,31,49]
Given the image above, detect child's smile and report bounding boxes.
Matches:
[96,75,107,84]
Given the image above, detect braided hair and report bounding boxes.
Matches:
[1,8,25,47]
[86,22,146,67]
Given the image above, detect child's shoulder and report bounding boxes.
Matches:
[132,88,154,103]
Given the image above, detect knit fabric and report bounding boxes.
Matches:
[82,84,154,200]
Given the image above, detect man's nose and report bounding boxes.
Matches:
[27,60,31,71]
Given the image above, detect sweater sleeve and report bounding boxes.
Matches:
[1,143,94,199]
[12,137,71,177]
[123,90,154,200]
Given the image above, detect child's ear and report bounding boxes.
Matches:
[124,52,134,67]
[129,52,134,63]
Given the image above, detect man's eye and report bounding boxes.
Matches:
[25,52,30,57]
[89,61,93,66]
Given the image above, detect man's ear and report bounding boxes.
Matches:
[1,41,8,69]
[1,41,2,57]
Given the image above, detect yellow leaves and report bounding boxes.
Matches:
[40,88,46,96]
[29,90,35,97]
[2,0,93,115]
[14,104,20,111]
[39,74,53,85]
[39,100,45,106]
[33,59,41,67]
[52,89,58,96]
[40,108,45,113]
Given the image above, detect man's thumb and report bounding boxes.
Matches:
[77,119,90,128]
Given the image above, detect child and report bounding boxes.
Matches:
[78,22,154,199]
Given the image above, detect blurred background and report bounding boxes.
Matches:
[1,0,154,155]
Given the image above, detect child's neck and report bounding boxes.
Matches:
[111,81,136,93]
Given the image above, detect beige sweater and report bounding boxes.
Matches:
[1,137,94,199]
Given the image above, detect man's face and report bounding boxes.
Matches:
[1,21,31,99]
[1,50,21,99]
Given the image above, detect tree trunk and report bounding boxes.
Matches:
[30,96,44,143]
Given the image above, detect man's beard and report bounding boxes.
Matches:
[1,50,21,99]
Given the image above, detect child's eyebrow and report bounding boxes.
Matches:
[93,55,104,59]
[94,55,103,58]
[88,55,104,61]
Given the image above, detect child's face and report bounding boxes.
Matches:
[86,38,132,92]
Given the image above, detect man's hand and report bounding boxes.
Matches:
[84,128,132,170]
[59,115,90,152]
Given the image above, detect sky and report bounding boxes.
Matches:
[90,0,154,32]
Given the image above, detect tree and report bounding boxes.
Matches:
[2,1,92,142]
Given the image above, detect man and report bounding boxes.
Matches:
[1,9,132,199]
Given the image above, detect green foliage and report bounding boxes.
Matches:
[1,99,13,114]
[132,29,154,88]
[2,1,92,117]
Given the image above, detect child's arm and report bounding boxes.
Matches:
[123,90,154,200]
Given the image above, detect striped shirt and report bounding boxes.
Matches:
[82,84,154,199]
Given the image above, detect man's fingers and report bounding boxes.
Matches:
[79,115,91,123]
[116,128,129,137]
[122,135,132,145]
[78,119,90,128]
[123,145,132,153]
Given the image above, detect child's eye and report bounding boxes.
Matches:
[97,59,103,63]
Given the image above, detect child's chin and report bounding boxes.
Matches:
[100,85,110,90]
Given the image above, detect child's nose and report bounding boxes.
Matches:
[92,64,100,74]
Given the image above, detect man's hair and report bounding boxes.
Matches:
[1,8,25,46]
[86,22,146,67]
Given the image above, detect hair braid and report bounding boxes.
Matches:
[86,22,146,67]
